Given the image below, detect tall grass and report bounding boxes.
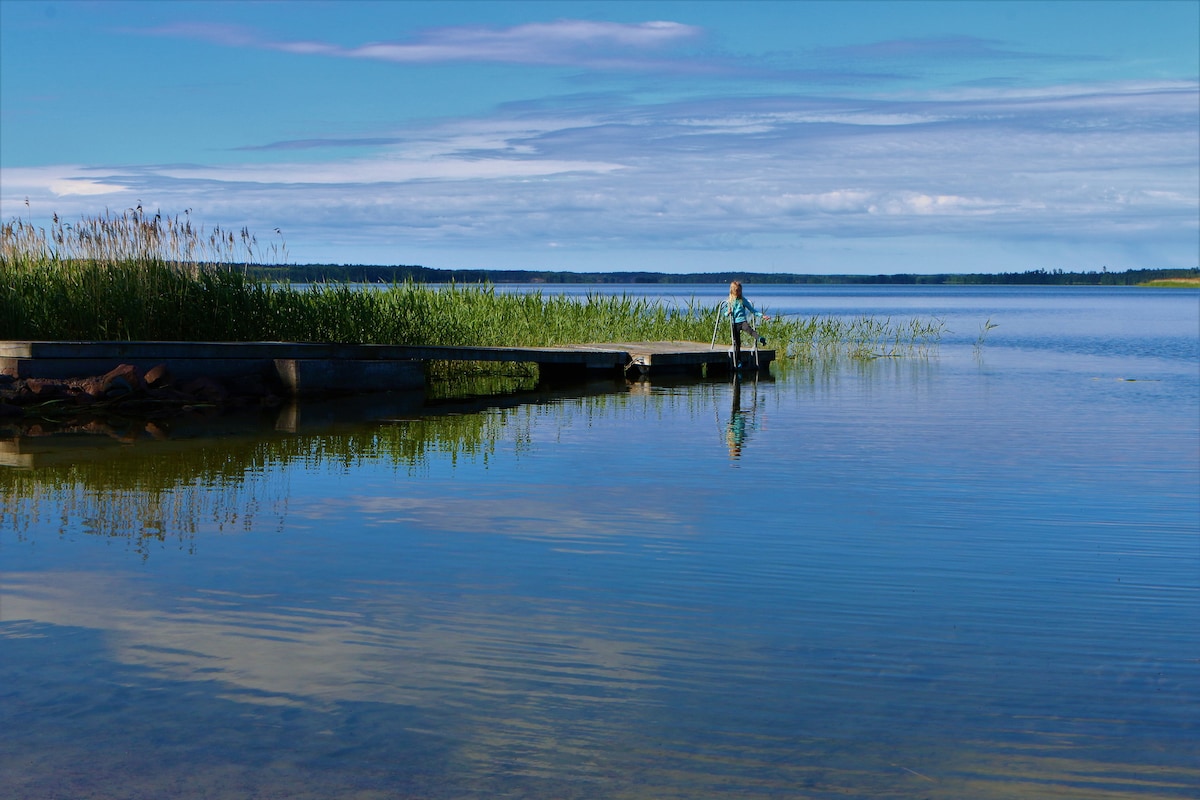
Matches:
[2,212,943,358]
[1,208,286,341]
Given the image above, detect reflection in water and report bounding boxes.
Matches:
[0,391,544,554]
[0,435,294,555]
[0,380,708,555]
[725,374,760,460]
[3,350,1198,799]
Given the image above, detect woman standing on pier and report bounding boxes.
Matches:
[726,281,769,367]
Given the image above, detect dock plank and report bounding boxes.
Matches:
[1,340,772,391]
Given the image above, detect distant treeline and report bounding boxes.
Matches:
[246,264,1199,286]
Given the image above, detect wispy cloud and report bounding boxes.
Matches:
[136,18,707,70]
[127,17,896,83]
[235,137,408,152]
[816,35,1099,63]
[3,81,1195,269]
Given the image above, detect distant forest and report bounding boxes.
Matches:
[247,264,1200,286]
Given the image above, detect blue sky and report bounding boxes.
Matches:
[2,0,1197,274]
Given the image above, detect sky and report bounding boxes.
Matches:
[1,0,1197,275]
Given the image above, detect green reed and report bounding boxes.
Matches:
[2,212,943,358]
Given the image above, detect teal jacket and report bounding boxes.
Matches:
[726,297,761,324]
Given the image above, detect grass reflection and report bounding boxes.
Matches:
[0,376,727,556]
[1,437,292,556]
[0,398,530,555]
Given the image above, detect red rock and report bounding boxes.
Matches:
[25,380,68,399]
[78,377,107,400]
[101,364,142,395]
[143,363,172,388]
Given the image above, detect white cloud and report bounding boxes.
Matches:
[152,155,625,185]
[341,20,701,64]
[2,166,128,199]
[139,19,705,70]
[49,178,127,197]
[3,81,1196,271]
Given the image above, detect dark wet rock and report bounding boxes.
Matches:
[0,357,387,437]
[78,377,108,400]
[25,379,68,399]
[101,363,142,397]
[181,376,229,404]
[146,386,199,404]
[143,363,172,389]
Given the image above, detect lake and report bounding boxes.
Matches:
[2,285,1198,799]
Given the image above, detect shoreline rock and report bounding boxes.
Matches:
[0,362,285,429]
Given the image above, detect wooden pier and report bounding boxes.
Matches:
[0,340,772,396]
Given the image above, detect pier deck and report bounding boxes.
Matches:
[0,340,772,396]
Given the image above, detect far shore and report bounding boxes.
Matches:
[1140,277,1200,287]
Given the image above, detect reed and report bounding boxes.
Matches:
[2,212,943,359]
[1140,277,1200,288]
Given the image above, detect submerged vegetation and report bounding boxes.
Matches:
[2,211,944,361]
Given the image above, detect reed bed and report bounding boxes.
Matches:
[2,212,943,359]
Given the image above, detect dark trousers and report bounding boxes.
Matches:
[731,321,759,364]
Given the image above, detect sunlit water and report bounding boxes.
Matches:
[2,287,1197,799]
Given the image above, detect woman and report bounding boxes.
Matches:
[725,281,770,367]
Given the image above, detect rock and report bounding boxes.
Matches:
[25,379,68,400]
[77,377,108,401]
[101,364,143,396]
[143,363,172,389]
[104,379,134,397]
[147,386,197,404]
[2,361,292,429]
[181,376,228,404]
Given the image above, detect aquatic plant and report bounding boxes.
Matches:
[2,211,943,360]
[975,317,999,354]
[1,208,288,341]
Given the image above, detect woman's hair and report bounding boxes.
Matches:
[728,281,743,305]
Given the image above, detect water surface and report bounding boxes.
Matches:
[2,287,1197,799]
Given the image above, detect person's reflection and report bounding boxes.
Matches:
[726,375,750,459]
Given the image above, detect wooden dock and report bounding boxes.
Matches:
[0,340,772,396]
[569,341,774,375]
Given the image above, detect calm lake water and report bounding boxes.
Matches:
[2,286,1198,799]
